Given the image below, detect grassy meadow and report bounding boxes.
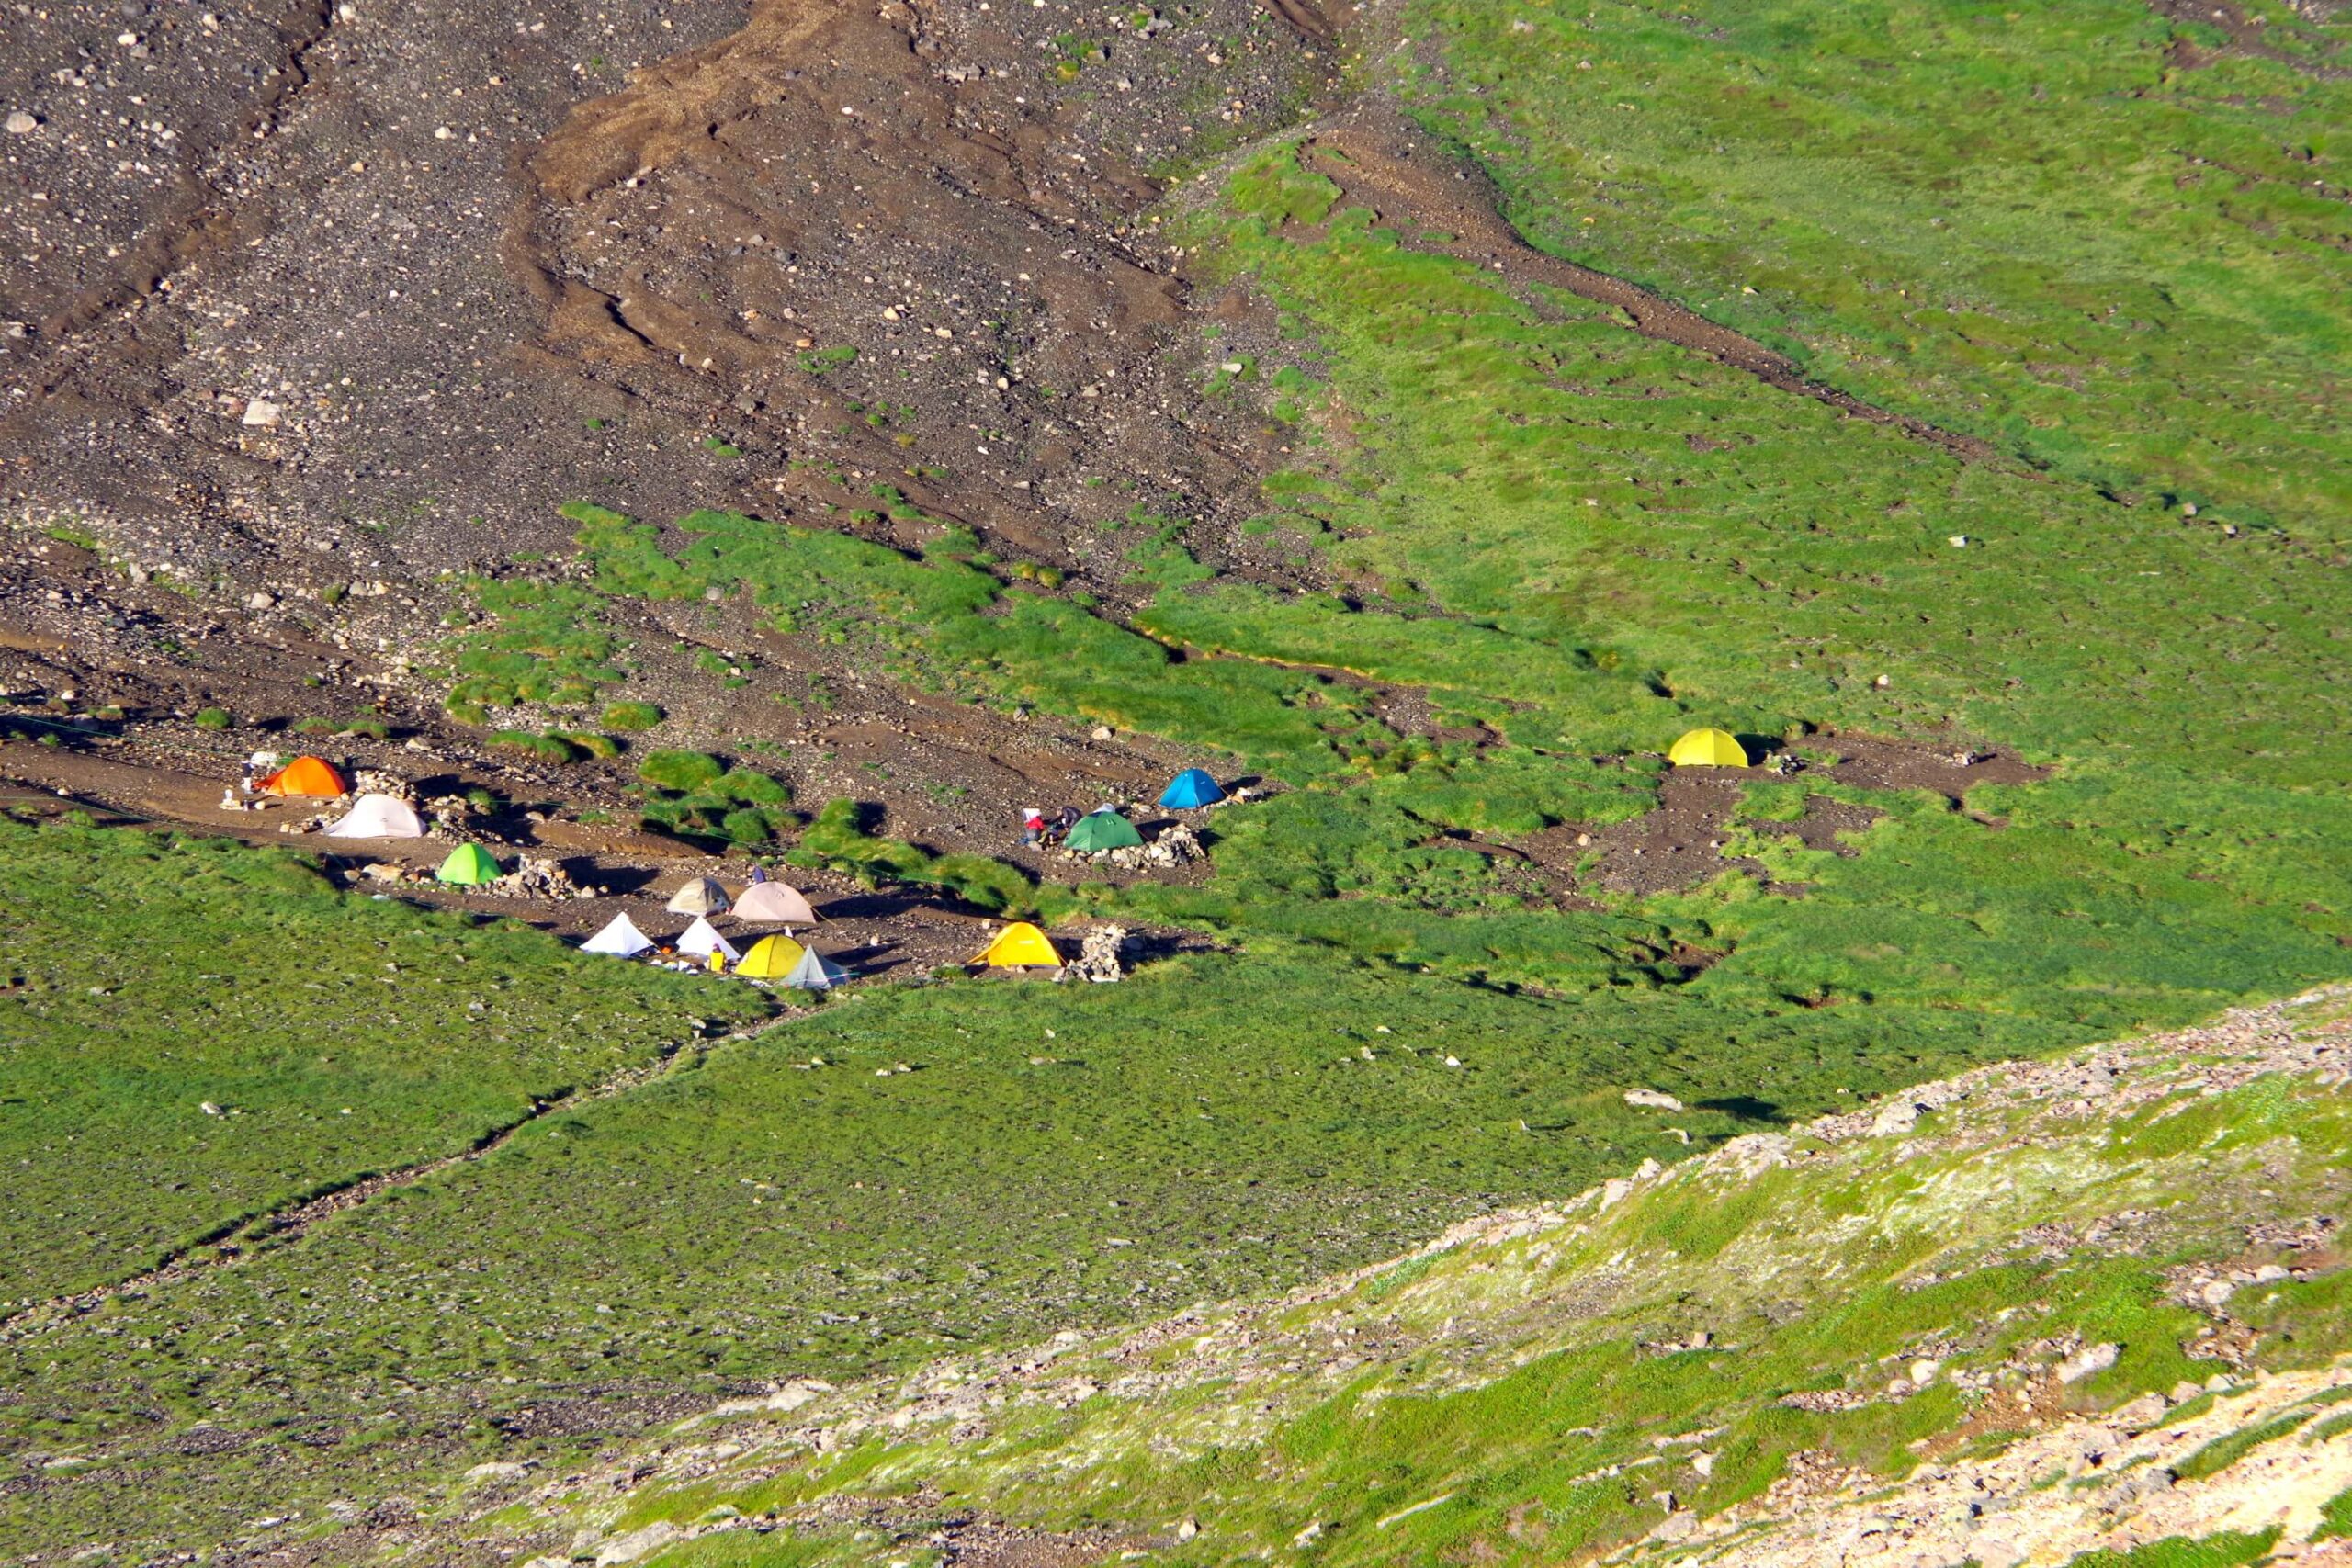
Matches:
[1400,0,2352,545]
[0,815,760,1305]
[459,993,2352,1567]
[8,0,2352,1557]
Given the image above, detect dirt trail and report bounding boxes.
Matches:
[1294,107,1999,461]
[0,1014,786,1343]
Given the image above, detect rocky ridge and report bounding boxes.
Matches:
[322,988,2352,1566]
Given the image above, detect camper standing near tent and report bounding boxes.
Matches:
[1052,805,1080,843]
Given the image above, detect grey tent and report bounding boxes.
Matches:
[781,946,850,991]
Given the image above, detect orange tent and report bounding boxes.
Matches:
[258,755,347,797]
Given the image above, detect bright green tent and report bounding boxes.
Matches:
[1063,808,1143,852]
[435,842,502,886]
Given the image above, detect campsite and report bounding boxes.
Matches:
[3,0,2351,1561]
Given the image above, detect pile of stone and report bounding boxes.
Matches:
[485,855,593,901]
[1065,925,1130,984]
[422,793,480,840]
[1082,822,1206,872]
[351,769,417,802]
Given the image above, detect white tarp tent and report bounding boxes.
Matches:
[781,946,850,991]
[675,916,740,962]
[581,912,655,957]
[323,793,425,840]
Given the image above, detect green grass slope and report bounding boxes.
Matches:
[0,815,762,1305]
[0,928,2094,1553]
[455,992,2352,1568]
[1402,0,2352,543]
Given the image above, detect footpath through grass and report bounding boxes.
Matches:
[467,998,2352,1568]
[0,814,762,1305]
[1401,0,2352,545]
[2,918,2089,1552]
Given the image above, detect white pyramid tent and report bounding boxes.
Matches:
[323,793,425,840]
[781,947,850,991]
[581,913,655,958]
[665,875,731,917]
[733,881,818,925]
[675,916,740,962]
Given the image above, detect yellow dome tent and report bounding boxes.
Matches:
[735,934,806,979]
[977,922,1061,968]
[1668,728,1750,767]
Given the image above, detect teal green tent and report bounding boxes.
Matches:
[435,842,502,886]
[1063,807,1143,852]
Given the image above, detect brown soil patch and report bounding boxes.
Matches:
[1507,732,2050,899]
[1294,107,1999,461]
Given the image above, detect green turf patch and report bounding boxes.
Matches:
[0,817,763,1305]
[1401,0,2352,547]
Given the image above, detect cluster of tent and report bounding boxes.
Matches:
[581,874,846,990]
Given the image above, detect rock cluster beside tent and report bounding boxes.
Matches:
[1065,821,1204,872]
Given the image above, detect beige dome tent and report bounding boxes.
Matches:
[664,876,731,917]
[323,793,425,840]
[732,881,817,925]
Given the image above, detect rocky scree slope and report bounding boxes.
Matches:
[379,990,2352,1567]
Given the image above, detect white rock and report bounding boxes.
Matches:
[1624,1089,1684,1111]
[1090,724,1114,740]
[1909,1359,1940,1385]
[1652,1510,1700,1542]
[5,112,39,136]
[2056,1342,2119,1383]
[242,399,282,427]
[594,1523,677,1566]
[1174,1518,1199,1541]
[466,1461,528,1481]
[1871,1100,1922,1136]
[245,592,276,610]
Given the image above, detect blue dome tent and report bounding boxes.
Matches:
[1158,768,1227,809]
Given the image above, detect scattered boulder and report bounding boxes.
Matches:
[241,399,282,428]
[1624,1089,1684,1111]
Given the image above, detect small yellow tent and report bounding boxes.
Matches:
[735,934,806,979]
[1668,728,1750,767]
[978,921,1061,968]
